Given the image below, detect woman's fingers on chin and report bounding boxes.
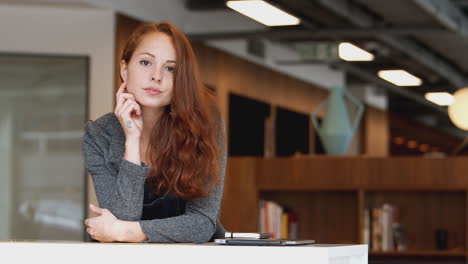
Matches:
[130,103,140,116]
[120,93,135,103]
[134,103,141,115]
[116,84,126,100]
[118,81,126,94]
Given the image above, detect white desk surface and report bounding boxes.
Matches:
[0,241,368,264]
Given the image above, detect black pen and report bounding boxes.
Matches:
[225,232,271,239]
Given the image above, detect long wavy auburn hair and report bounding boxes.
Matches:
[121,22,223,200]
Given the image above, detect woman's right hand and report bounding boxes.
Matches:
[114,81,143,140]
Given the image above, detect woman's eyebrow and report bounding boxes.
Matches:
[138,52,155,58]
[138,52,176,63]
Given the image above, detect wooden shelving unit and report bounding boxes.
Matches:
[220,156,468,262]
[369,250,466,257]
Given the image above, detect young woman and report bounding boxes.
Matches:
[82,22,226,243]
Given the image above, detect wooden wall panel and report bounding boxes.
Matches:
[364,107,389,157]
[253,156,468,189]
[444,158,468,187]
[220,157,259,232]
[255,158,294,189]
[291,157,362,188]
[362,157,468,188]
[256,156,363,189]
[191,42,230,130]
[191,42,219,89]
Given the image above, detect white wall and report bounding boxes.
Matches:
[0,4,115,120]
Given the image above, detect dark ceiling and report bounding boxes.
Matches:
[187,0,468,149]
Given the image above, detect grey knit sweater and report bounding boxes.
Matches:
[81,112,227,243]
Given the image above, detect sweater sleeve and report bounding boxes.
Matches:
[138,119,227,243]
[82,121,148,221]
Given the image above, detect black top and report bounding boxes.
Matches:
[141,180,186,220]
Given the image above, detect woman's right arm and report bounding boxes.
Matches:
[114,81,143,165]
[82,126,148,221]
[82,81,147,221]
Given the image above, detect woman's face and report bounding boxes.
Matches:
[120,32,176,110]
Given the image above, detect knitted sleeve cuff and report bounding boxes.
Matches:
[118,158,149,181]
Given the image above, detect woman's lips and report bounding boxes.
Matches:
[144,88,161,95]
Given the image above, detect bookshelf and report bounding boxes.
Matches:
[261,190,358,244]
[220,156,468,262]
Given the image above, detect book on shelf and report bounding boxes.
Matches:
[371,207,382,251]
[288,210,299,240]
[381,203,395,251]
[259,200,299,239]
[366,203,406,252]
[362,208,370,245]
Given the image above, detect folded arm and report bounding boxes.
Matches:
[82,128,147,221]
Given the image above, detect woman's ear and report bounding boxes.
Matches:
[120,60,128,82]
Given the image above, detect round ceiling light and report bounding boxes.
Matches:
[448,87,468,130]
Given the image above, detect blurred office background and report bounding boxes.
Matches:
[1,1,468,263]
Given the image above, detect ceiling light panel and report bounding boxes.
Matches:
[378,70,422,86]
[226,0,301,26]
[338,42,374,61]
[424,92,454,106]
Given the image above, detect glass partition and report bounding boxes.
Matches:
[0,54,88,241]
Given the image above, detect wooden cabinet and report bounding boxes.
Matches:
[220,156,468,262]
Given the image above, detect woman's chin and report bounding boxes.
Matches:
[138,100,169,110]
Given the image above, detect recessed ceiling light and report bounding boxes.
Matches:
[378,70,422,86]
[338,42,374,61]
[226,0,301,26]
[424,92,454,106]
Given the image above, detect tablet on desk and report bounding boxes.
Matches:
[214,238,316,246]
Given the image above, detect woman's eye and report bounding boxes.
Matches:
[140,60,151,66]
[165,66,175,72]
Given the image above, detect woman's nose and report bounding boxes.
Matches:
[151,69,162,82]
